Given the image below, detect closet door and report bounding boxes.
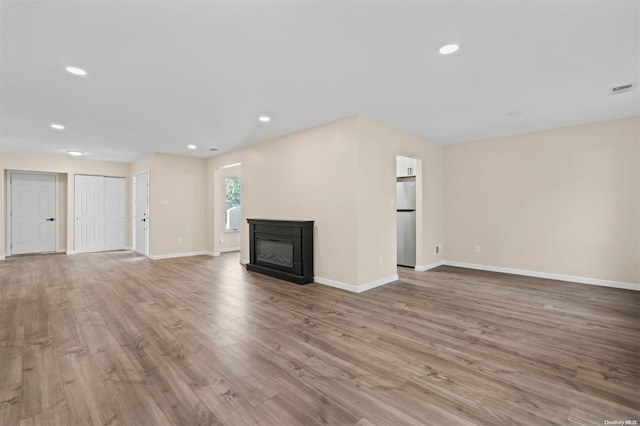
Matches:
[75,175,104,253]
[103,177,125,251]
[75,175,126,253]
[74,175,126,253]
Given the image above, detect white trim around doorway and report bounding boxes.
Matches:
[133,170,150,257]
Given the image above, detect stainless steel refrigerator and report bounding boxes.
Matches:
[397,179,416,267]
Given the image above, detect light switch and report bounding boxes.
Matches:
[160,199,169,205]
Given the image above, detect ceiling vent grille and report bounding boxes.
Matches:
[609,83,634,95]
[209,148,218,152]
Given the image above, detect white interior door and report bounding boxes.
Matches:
[134,172,149,255]
[75,175,105,253]
[103,177,125,251]
[10,173,57,255]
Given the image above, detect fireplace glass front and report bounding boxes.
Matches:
[256,238,294,269]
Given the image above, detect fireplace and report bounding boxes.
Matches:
[247,219,314,284]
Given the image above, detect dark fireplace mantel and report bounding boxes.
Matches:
[247,219,314,285]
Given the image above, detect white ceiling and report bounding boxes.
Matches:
[1,0,638,163]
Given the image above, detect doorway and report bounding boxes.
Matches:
[7,171,58,255]
[396,155,420,268]
[133,171,149,256]
[214,163,242,255]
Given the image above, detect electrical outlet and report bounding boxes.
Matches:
[178,238,183,244]
[219,236,224,244]
[474,245,480,253]
[378,256,383,265]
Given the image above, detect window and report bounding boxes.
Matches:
[225,177,241,232]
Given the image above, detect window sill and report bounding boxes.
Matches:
[225,229,240,234]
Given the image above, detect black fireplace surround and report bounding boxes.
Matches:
[247,219,314,284]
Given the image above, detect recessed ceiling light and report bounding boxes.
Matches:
[66,66,87,76]
[439,44,459,55]
[67,150,84,156]
[187,144,197,149]
[51,123,65,130]
[507,110,524,116]
[258,116,271,122]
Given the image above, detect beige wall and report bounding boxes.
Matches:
[444,117,640,284]
[1,151,207,259]
[205,116,445,288]
[130,154,155,177]
[207,117,361,285]
[356,116,444,284]
[0,152,131,257]
[131,153,206,257]
[4,116,634,289]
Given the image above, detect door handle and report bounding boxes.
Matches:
[46,218,55,221]
[141,218,146,222]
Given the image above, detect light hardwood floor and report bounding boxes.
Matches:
[0,251,638,425]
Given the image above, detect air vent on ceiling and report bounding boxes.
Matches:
[609,83,634,95]
[209,148,218,151]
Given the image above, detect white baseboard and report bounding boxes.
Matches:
[441,261,640,292]
[415,261,444,272]
[67,249,131,255]
[359,274,399,292]
[314,274,399,293]
[313,276,359,292]
[148,251,208,260]
[220,247,240,253]
[240,258,249,265]
[0,256,4,261]
[204,251,220,257]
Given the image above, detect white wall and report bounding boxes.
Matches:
[444,117,640,285]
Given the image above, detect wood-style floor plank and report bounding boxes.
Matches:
[0,252,638,425]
